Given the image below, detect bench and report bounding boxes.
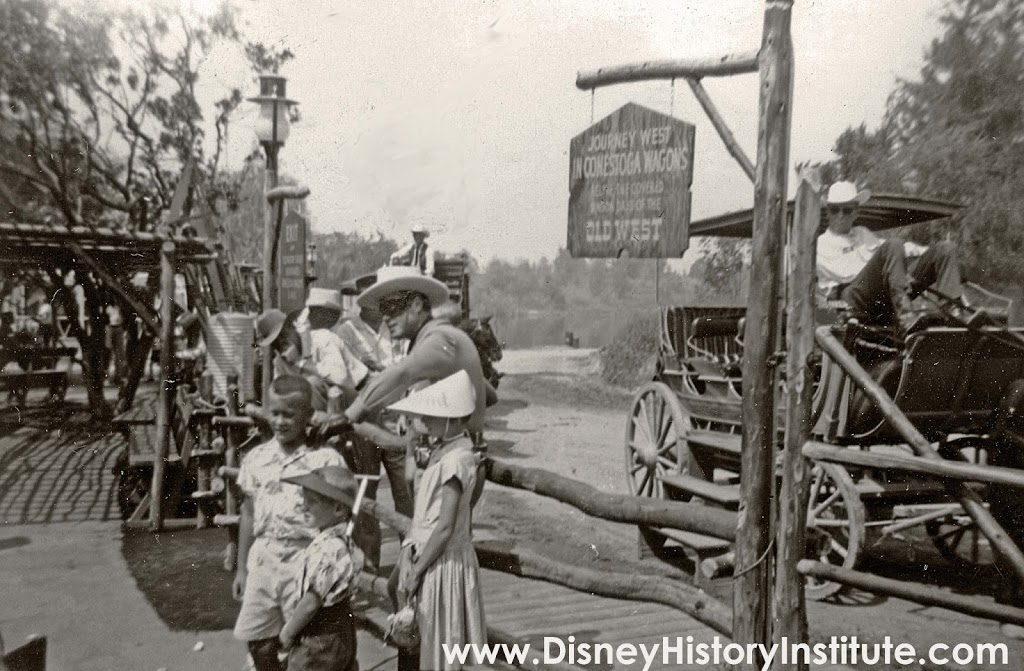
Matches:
[0,369,68,405]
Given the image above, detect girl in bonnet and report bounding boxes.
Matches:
[388,370,486,671]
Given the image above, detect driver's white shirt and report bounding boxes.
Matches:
[816,226,927,293]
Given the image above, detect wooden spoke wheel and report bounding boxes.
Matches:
[804,462,865,600]
[925,515,994,567]
[624,382,690,499]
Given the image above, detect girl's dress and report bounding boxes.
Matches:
[407,436,487,670]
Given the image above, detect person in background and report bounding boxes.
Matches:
[334,303,392,373]
[816,180,966,336]
[303,288,368,410]
[278,465,362,671]
[232,375,351,671]
[105,301,126,385]
[389,224,435,277]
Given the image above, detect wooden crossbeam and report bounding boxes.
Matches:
[68,242,160,335]
[576,50,759,90]
[686,78,756,182]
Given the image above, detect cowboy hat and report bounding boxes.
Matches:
[387,370,476,418]
[357,266,450,311]
[826,181,871,207]
[410,224,430,237]
[282,465,357,507]
[255,309,288,348]
[306,287,343,313]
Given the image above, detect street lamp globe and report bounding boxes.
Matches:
[248,74,297,147]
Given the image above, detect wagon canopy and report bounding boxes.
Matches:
[690,194,961,239]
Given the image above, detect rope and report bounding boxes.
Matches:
[669,77,675,117]
[732,538,775,579]
[590,88,595,124]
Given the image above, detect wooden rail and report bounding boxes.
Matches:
[487,459,736,540]
[816,326,1024,585]
[803,441,1024,490]
[797,560,1024,627]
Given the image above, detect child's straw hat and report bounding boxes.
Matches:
[282,465,357,507]
[387,370,476,418]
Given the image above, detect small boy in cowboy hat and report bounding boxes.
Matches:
[278,464,362,671]
[816,180,965,335]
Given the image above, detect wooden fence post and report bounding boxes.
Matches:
[773,167,820,667]
[150,241,177,532]
[734,0,794,659]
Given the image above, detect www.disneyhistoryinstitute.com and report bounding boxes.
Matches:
[441,634,1011,669]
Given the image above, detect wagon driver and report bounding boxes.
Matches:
[816,181,966,336]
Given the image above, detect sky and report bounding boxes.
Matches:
[186,0,944,264]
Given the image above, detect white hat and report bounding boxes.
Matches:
[411,224,430,237]
[358,266,450,311]
[826,181,871,207]
[387,370,476,418]
[306,287,343,313]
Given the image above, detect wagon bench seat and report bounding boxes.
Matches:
[660,472,741,507]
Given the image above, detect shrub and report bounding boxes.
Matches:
[599,311,660,389]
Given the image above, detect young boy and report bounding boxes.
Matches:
[279,465,362,671]
[233,375,350,671]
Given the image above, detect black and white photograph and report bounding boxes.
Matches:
[1,0,1023,669]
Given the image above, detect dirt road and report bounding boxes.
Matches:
[480,348,1024,670]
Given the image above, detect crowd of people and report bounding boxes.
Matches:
[234,237,492,671]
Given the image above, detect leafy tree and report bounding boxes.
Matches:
[0,0,288,415]
[820,0,1024,286]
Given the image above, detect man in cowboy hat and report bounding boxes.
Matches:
[816,180,965,335]
[389,224,435,276]
[318,266,490,513]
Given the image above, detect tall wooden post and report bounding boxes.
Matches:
[150,241,177,532]
[261,142,279,404]
[773,168,820,668]
[734,0,794,657]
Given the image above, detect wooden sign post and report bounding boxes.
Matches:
[735,1,794,659]
[575,1,795,663]
[568,103,695,258]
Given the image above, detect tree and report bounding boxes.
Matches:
[0,0,290,415]
[820,0,1024,286]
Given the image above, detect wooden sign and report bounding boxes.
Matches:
[568,103,695,257]
[278,209,307,313]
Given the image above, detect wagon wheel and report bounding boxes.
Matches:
[925,516,994,567]
[624,382,690,499]
[804,462,865,600]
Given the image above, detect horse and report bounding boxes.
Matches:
[458,316,504,388]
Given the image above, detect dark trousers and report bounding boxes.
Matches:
[287,601,358,671]
[842,240,962,326]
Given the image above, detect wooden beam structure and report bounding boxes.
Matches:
[773,167,820,668]
[803,441,1024,490]
[734,0,794,658]
[797,560,1024,627]
[487,458,737,540]
[576,51,759,89]
[150,241,177,532]
[816,326,1024,585]
[476,544,733,637]
[685,78,756,182]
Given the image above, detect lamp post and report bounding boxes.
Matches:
[249,74,296,401]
